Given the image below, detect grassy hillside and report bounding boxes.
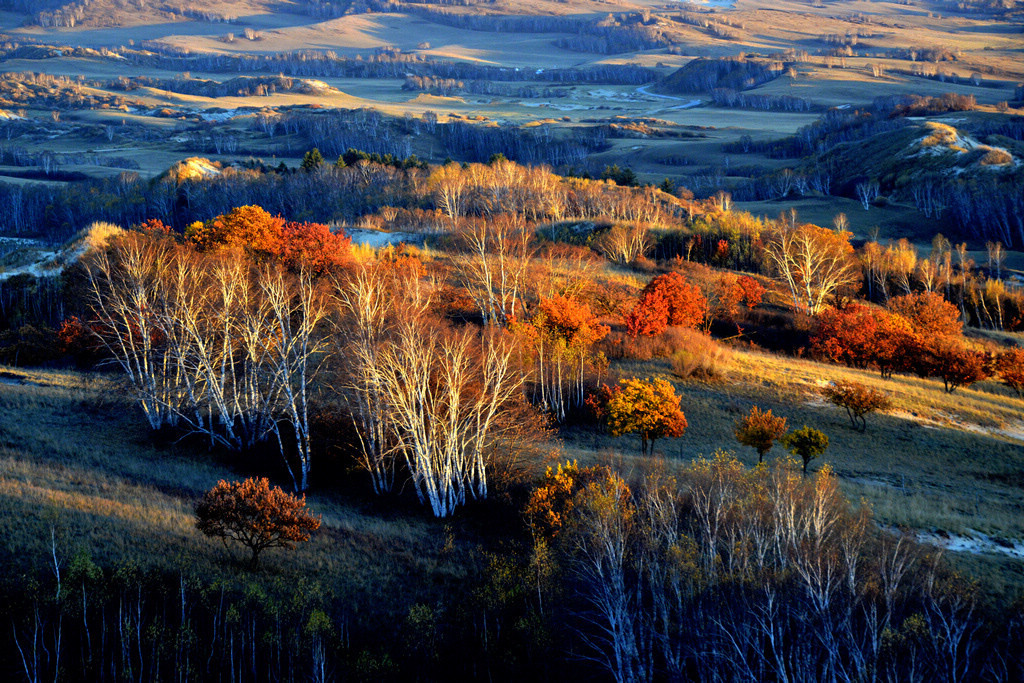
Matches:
[3,328,1023,598]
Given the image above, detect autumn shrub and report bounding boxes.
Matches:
[56,316,103,367]
[734,405,787,462]
[195,477,321,569]
[624,290,671,337]
[888,291,962,338]
[669,328,731,381]
[737,275,766,309]
[186,205,351,274]
[996,347,1024,398]
[914,340,992,393]
[525,460,608,540]
[812,303,918,377]
[705,272,743,326]
[822,380,892,431]
[624,271,706,337]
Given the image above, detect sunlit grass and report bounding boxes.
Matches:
[0,366,470,620]
[559,345,1024,549]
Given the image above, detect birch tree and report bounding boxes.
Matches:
[260,266,330,493]
[765,223,859,314]
[84,231,181,430]
[369,319,526,517]
[333,262,430,495]
[455,214,535,325]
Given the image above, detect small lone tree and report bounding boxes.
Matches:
[781,426,829,475]
[734,405,787,463]
[822,379,892,431]
[604,377,688,456]
[196,478,321,569]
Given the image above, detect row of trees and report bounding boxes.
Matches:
[527,454,1014,682]
[812,293,1024,395]
[83,209,606,514]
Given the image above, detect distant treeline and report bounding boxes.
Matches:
[0,143,139,171]
[125,44,656,85]
[0,122,601,242]
[0,71,140,110]
[406,8,676,54]
[270,109,608,165]
[720,93,1024,246]
[710,88,815,112]
[723,94,979,160]
[0,39,655,86]
[106,74,335,98]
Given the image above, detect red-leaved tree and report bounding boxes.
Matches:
[889,291,962,338]
[997,347,1024,398]
[195,477,321,569]
[625,272,706,337]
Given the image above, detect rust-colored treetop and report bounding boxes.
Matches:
[186,204,351,275]
[195,477,321,568]
[734,405,788,462]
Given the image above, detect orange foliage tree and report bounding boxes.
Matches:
[603,377,688,455]
[812,304,918,378]
[624,290,671,337]
[996,347,1024,398]
[195,477,321,569]
[524,460,607,540]
[518,294,609,421]
[737,275,766,309]
[734,405,788,462]
[822,380,892,431]
[915,341,992,393]
[889,291,962,338]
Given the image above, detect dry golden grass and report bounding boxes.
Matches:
[0,367,470,618]
[559,343,1024,557]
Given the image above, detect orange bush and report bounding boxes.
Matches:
[996,347,1024,398]
[625,272,707,337]
[737,275,765,309]
[186,205,351,274]
[525,461,607,540]
[822,380,892,431]
[914,340,992,394]
[812,304,918,377]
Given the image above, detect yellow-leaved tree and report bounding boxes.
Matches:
[603,377,688,456]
